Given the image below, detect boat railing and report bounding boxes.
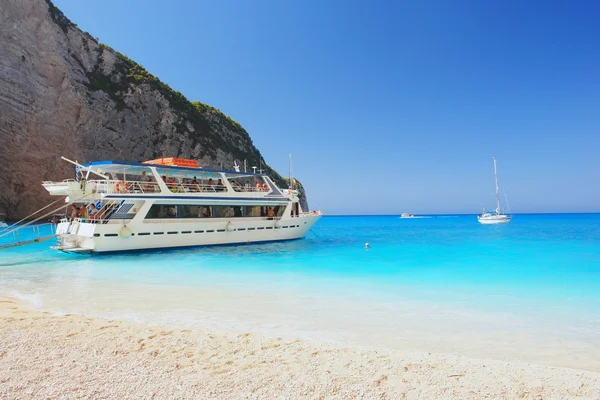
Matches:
[85,179,162,194]
[0,223,57,251]
[84,179,271,195]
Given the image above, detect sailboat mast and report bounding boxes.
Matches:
[493,156,500,213]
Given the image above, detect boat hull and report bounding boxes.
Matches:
[477,215,512,224]
[54,215,321,253]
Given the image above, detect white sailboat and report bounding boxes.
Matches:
[478,156,512,225]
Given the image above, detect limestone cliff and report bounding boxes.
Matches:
[0,0,308,219]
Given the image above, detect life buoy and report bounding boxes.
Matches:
[116,181,129,193]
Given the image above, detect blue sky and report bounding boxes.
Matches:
[53,0,599,214]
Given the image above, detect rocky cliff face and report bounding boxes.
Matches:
[0,0,307,219]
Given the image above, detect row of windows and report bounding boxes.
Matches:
[145,205,287,219]
[94,224,302,237]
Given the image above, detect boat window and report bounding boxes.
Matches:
[273,205,286,217]
[245,206,263,217]
[212,205,244,218]
[180,205,203,218]
[145,205,178,218]
[144,204,286,219]
[213,206,234,218]
[199,206,212,218]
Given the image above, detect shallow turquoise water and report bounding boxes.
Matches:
[1,214,600,368]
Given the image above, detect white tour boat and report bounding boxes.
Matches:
[400,213,414,219]
[41,157,323,253]
[478,156,512,225]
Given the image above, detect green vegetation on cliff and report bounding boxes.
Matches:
[44,0,288,189]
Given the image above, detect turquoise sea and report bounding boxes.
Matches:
[1,214,600,370]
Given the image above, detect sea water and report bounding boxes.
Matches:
[1,214,599,370]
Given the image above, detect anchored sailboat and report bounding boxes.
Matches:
[478,156,512,225]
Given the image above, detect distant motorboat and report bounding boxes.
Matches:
[401,213,414,219]
[0,213,7,229]
[478,157,512,225]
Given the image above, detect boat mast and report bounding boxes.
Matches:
[288,153,294,190]
[493,156,501,214]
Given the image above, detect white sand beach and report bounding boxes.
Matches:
[1,295,599,399]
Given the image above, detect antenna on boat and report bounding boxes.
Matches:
[288,153,294,190]
[252,166,257,174]
[233,160,240,172]
[244,159,247,173]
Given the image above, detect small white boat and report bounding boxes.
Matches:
[0,213,7,229]
[478,157,512,225]
[400,213,414,218]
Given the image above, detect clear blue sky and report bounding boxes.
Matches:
[54,0,599,214]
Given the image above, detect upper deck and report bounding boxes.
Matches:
[43,159,298,200]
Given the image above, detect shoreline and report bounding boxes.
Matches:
[1,295,599,399]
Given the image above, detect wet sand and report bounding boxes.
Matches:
[1,295,599,399]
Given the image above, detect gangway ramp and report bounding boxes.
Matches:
[0,197,72,252]
[0,223,56,251]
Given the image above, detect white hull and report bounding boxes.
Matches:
[54,215,321,253]
[477,215,511,224]
[39,157,323,254]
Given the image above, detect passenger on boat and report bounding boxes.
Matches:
[88,205,98,220]
[167,177,177,192]
[267,207,275,219]
[216,179,225,192]
[70,205,78,219]
[191,176,200,192]
[200,206,211,218]
[207,178,214,191]
[78,206,88,219]
[230,180,242,192]
[141,171,152,192]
